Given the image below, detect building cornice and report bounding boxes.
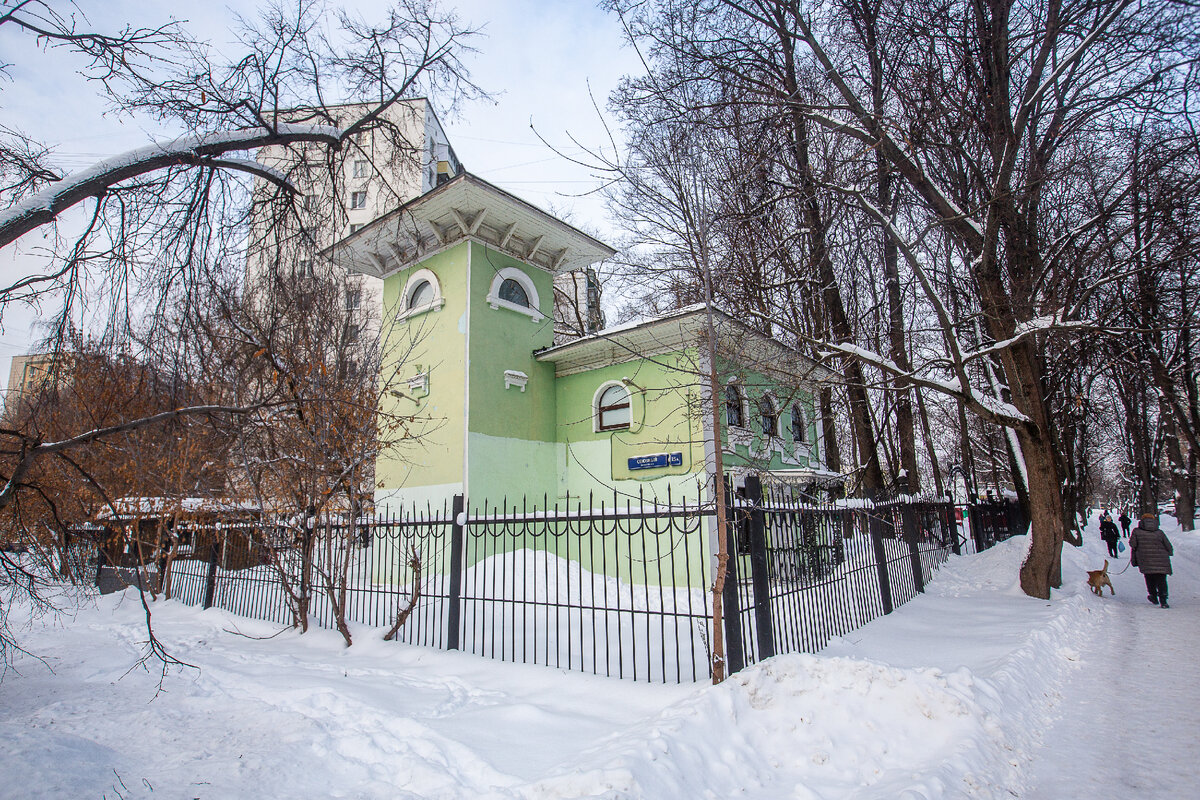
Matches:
[322,172,615,278]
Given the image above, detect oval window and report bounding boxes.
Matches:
[498,277,530,308]
[408,279,435,309]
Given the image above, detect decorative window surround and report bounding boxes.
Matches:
[593,381,633,432]
[407,371,430,397]
[486,266,543,322]
[504,370,529,392]
[397,268,445,321]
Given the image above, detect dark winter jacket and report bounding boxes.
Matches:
[1099,519,1120,542]
[1129,517,1173,575]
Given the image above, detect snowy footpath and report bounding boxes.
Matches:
[1,516,1196,799]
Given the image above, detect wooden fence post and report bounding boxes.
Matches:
[446,494,465,651]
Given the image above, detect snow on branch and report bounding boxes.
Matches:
[963,316,1095,364]
[0,123,342,248]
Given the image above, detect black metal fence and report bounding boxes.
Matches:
[71,484,964,683]
[967,500,1027,551]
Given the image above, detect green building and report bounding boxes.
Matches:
[327,173,838,515]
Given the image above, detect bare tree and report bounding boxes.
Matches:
[602,0,1200,597]
[0,0,481,664]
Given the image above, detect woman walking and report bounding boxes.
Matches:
[1099,513,1121,557]
[1129,513,1174,609]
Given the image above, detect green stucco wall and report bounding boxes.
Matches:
[465,242,559,500]
[374,242,470,510]
[555,349,708,501]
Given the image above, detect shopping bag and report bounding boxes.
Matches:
[1118,539,1126,554]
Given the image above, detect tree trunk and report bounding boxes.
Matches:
[1017,429,1067,598]
[1163,410,1195,531]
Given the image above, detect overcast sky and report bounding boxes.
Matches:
[0,0,644,389]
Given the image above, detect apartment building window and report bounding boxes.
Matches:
[345,287,362,312]
[349,223,365,234]
[345,323,360,344]
[295,260,314,279]
[302,194,316,211]
[350,190,367,209]
[353,159,369,178]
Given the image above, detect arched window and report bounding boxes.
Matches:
[725,384,744,428]
[398,268,443,319]
[408,279,435,308]
[486,267,542,321]
[597,384,631,431]
[759,396,778,436]
[791,403,808,443]
[498,278,529,308]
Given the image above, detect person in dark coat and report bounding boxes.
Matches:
[1118,510,1131,538]
[1129,513,1174,608]
[1099,514,1121,558]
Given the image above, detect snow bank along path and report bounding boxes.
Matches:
[3,521,1195,798]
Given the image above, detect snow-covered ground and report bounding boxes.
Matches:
[2,515,1196,799]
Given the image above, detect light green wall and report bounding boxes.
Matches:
[375,242,471,509]
[555,350,708,501]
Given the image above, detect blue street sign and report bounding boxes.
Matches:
[628,452,684,471]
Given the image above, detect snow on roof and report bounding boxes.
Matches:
[536,304,838,384]
[97,497,263,520]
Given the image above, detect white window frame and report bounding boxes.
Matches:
[353,159,369,179]
[593,381,632,433]
[350,190,367,210]
[397,268,445,320]
[486,266,543,322]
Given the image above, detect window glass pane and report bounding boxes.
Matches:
[792,404,807,443]
[759,398,776,435]
[597,383,628,429]
[725,385,743,427]
[499,278,529,307]
[599,385,630,429]
[409,280,434,308]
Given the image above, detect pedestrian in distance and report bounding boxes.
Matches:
[1129,513,1174,609]
[1118,509,1131,538]
[1099,513,1121,558]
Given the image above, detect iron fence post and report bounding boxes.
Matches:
[868,503,895,615]
[744,476,775,661]
[967,504,985,551]
[721,476,745,674]
[902,500,925,593]
[94,543,107,588]
[946,501,962,556]
[202,541,219,610]
[446,494,465,651]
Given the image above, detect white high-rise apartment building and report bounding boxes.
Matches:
[247,99,463,331]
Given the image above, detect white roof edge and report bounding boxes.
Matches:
[537,305,840,384]
[323,172,615,276]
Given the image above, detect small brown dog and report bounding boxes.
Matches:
[1086,560,1114,596]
